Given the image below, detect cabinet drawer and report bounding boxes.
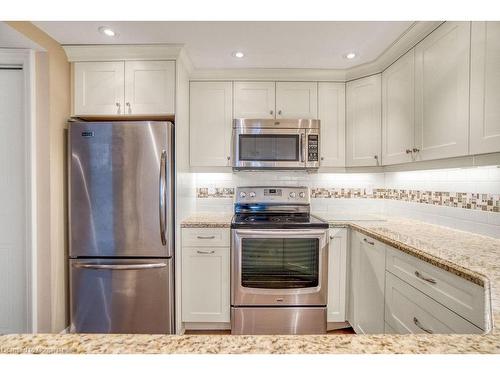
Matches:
[385,246,485,329]
[385,272,482,334]
[182,228,230,247]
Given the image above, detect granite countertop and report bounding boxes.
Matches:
[2,213,500,354]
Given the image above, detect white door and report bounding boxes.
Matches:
[346,74,382,167]
[0,68,29,333]
[351,232,386,334]
[414,22,470,161]
[189,81,233,167]
[233,81,275,118]
[318,82,346,167]
[276,82,318,119]
[181,247,230,322]
[327,228,347,323]
[124,60,175,115]
[73,61,125,115]
[470,21,500,155]
[382,49,415,165]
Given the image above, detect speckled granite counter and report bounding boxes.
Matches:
[2,213,500,354]
[180,212,233,228]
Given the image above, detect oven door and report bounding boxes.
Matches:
[232,128,306,169]
[232,229,328,306]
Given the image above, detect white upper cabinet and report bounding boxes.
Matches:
[346,74,382,167]
[318,82,346,167]
[233,81,275,119]
[276,82,318,119]
[382,49,415,165]
[470,21,500,155]
[73,60,175,116]
[189,81,233,167]
[74,61,125,115]
[124,60,175,115]
[414,22,471,161]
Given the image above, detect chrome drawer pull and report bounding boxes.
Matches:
[414,271,437,284]
[197,250,215,254]
[413,317,433,334]
[363,238,375,245]
[196,235,216,239]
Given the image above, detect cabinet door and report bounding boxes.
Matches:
[327,228,348,323]
[346,74,382,167]
[470,21,500,154]
[234,81,275,118]
[189,81,233,167]
[74,61,124,115]
[182,247,230,322]
[318,82,346,167]
[124,60,175,115]
[414,22,470,161]
[350,232,386,334]
[276,82,318,119]
[382,50,415,165]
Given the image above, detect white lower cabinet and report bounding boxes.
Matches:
[327,228,348,323]
[181,228,230,323]
[349,232,386,334]
[385,272,482,334]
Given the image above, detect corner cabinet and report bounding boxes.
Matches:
[189,81,233,167]
[327,228,348,323]
[382,49,415,165]
[414,21,471,161]
[346,74,382,167]
[73,60,175,116]
[470,21,500,155]
[318,82,346,167]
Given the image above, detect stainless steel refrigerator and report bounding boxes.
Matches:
[68,121,175,334]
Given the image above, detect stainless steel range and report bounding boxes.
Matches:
[230,186,329,334]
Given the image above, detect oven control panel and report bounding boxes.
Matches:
[236,186,310,204]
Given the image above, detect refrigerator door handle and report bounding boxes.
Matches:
[72,263,168,270]
[159,149,167,246]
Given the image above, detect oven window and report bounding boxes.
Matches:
[238,134,299,161]
[241,238,319,289]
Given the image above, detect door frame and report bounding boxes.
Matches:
[0,48,36,333]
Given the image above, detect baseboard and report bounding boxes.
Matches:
[184,322,231,331]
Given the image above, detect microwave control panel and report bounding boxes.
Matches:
[307,135,319,161]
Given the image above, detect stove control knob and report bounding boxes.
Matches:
[249,191,256,198]
[299,192,305,198]
[289,192,296,198]
[239,191,247,198]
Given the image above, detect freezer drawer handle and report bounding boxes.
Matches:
[159,150,167,246]
[73,263,167,270]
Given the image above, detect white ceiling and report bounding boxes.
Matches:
[34,21,414,69]
[0,22,43,50]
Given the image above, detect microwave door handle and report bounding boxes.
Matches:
[300,133,305,163]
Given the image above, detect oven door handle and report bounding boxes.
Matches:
[234,229,328,237]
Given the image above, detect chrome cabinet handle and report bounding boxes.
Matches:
[196,250,215,254]
[196,235,216,239]
[278,110,282,116]
[73,263,167,270]
[330,235,335,240]
[414,271,436,284]
[413,317,433,334]
[363,238,375,245]
[412,148,420,153]
[126,102,131,114]
[159,150,167,246]
[115,102,121,114]
[406,149,412,154]
[270,110,274,115]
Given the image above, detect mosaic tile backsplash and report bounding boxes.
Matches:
[196,187,500,213]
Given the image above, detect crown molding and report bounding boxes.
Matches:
[63,44,185,62]
[189,21,444,82]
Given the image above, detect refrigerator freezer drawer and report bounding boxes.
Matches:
[70,258,174,334]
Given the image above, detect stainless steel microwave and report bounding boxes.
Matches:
[232,119,320,170]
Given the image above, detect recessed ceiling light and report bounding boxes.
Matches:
[98,26,116,37]
[232,51,245,59]
[345,52,357,60]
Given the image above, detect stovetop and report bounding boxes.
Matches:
[231,213,329,229]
